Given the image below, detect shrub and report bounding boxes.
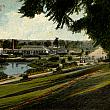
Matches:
[46,62,59,68]
[48,56,59,62]
[9,75,15,79]
[22,74,28,80]
[56,66,62,73]
[61,58,65,64]
[0,72,8,80]
[63,61,78,68]
[73,62,78,66]
[68,56,72,61]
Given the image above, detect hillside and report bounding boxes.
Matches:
[0,64,110,110]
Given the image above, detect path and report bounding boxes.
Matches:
[0,77,22,85]
[0,64,99,85]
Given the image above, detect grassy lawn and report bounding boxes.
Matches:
[0,64,110,110]
[0,73,67,98]
[0,64,99,98]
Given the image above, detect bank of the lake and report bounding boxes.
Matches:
[0,62,31,76]
[0,64,109,110]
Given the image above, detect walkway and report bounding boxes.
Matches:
[0,64,99,85]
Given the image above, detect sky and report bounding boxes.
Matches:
[0,0,90,41]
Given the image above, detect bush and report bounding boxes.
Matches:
[48,56,59,62]
[63,61,78,68]
[9,75,15,79]
[56,66,62,71]
[61,58,65,64]
[56,66,62,73]
[86,63,92,65]
[22,74,28,80]
[0,72,8,80]
[45,62,59,68]
[73,62,78,66]
[68,56,72,61]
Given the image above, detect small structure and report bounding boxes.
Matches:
[3,45,49,56]
[88,47,107,61]
[48,46,68,55]
[3,44,68,56]
[0,48,3,55]
[20,45,49,56]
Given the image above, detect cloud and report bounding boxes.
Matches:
[0,0,22,26]
[0,0,90,41]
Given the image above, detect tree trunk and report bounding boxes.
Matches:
[108,51,110,68]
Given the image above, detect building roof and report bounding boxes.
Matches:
[88,47,107,59]
[21,45,48,51]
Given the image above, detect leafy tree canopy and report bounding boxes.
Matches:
[53,37,59,47]
[3,40,12,49]
[19,0,110,53]
[44,40,51,47]
[59,40,66,47]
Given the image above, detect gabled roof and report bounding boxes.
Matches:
[21,45,48,51]
[88,47,107,58]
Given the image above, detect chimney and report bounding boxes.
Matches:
[12,39,14,51]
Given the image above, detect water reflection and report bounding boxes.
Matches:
[0,62,31,75]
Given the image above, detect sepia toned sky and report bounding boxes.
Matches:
[0,0,90,41]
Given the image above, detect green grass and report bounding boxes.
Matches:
[0,69,79,98]
[0,85,59,109]
[0,65,97,98]
[0,64,110,110]
[0,74,77,109]
[21,64,110,110]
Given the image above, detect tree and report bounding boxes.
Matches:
[68,56,72,61]
[3,40,11,49]
[0,72,8,80]
[59,40,66,47]
[53,37,59,48]
[44,40,51,47]
[61,58,65,64]
[19,0,110,58]
[28,41,33,45]
[0,40,3,47]
[36,41,42,46]
[14,39,19,49]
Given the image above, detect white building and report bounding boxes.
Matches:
[88,47,107,60]
[0,48,3,55]
[3,45,49,56]
[20,45,49,56]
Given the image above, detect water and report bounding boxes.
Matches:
[0,62,31,75]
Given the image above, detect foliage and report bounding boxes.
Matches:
[19,0,110,54]
[0,40,3,47]
[3,39,19,49]
[27,58,59,75]
[45,62,59,68]
[56,66,62,72]
[0,64,105,110]
[0,72,8,80]
[53,37,59,48]
[3,40,11,49]
[22,74,28,80]
[29,59,47,66]
[59,40,66,47]
[13,39,19,49]
[48,56,59,62]
[19,42,27,46]
[36,41,42,46]
[44,40,51,47]
[61,58,65,64]
[68,56,72,61]
[63,61,78,68]
[26,67,46,75]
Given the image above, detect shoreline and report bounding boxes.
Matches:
[0,57,33,62]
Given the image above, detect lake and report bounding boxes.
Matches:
[0,62,31,76]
